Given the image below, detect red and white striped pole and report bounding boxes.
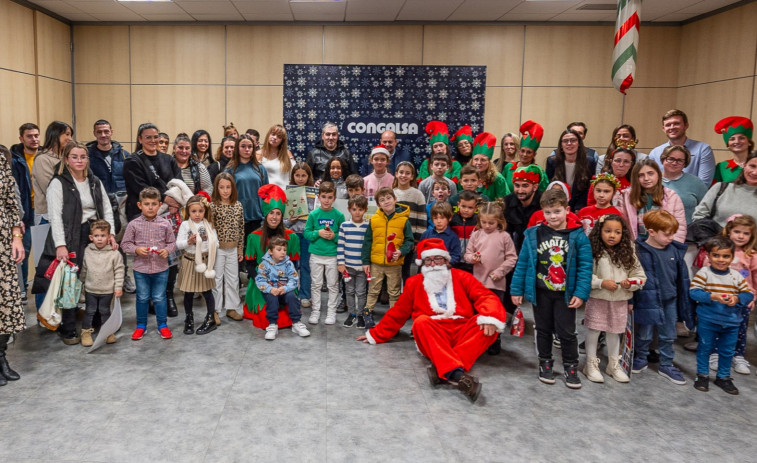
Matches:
[612,0,641,94]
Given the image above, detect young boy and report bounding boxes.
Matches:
[420,202,461,265]
[255,236,311,340]
[363,145,394,197]
[450,190,478,274]
[304,181,345,325]
[418,153,456,202]
[79,220,124,346]
[450,165,489,206]
[345,174,365,198]
[510,188,592,389]
[632,209,692,385]
[338,195,370,328]
[121,187,177,340]
[426,179,452,225]
[361,187,414,328]
[691,236,753,394]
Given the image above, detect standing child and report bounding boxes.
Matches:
[304,181,345,324]
[322,157,349,199]
[393,161,426,282]
[583,214,646,383]
[421,202,461,265]
[338,195,370,327]
[211,173,245,322]
[579,173,623,235]
[176,193,219,335]
[451,190,479,274]
[255,236,311,340]
[80,220,124,346]
[426,179,453,226]
[450,166,489,206]
[691,236,754,394]
[418,153,456,202]
[345,174,365,198]
[285,162,314,308]
[363,145,394,197]
[121,187,177,340]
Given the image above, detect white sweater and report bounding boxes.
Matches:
[47,176,114,247]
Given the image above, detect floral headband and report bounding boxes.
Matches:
[614,138,637,150]
[591,172,622,190]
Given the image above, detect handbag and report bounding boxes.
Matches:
[686,182,728,246]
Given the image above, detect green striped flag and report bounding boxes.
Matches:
[612,0,641,94]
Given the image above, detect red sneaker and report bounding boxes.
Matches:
[131,327,146,340]
[158,326,172,339]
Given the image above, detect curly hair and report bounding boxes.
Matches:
[588,214,637,271]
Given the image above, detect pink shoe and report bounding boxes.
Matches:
[158,326,172,339]
[131,327,146,340]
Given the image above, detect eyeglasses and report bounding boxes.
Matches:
[561,138,579,145]
[664,157,685,165]
[69,156,89,161]
[423,256,447,265]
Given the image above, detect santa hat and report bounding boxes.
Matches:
[425,121,449,147]
[520,120,544,151]
[259,184,287,218]
[547,180,571,199]
[370,144,391,160]
[714,116,753,147]
[451,125,474,146]
[512,165,542,185]
[471,132,497,159]
[415,238,451,266]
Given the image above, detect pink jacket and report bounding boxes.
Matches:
[617,187,687,242]
[464,229,518,292]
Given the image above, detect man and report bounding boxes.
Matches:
[381,130,412,175]
[306,122,356,180]
[10,122,39,302]
[549,122,598,163]
[357,238,506,402]
[648,109,715,185]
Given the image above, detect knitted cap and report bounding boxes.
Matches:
[415,238,451,266]
[258,184,287,217]
[451,125,474,145]
[512,165,542,185]
[425,121,450,147]
[714,116,753,147]
[471,132,497,159]
[519,120,544,151]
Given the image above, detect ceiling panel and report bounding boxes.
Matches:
[551,11,616,22]
[397,0,464,21]
[345,0,403,21]
[447,0,520,21]
[176,1,239,15]
[507,1,581,15]
[290,1,346,21]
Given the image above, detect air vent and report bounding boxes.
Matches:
[577,4,617,11]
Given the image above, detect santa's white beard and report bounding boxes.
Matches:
[421,265,451,295]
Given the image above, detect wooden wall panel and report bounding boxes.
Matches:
[226,86,285,150]
[633,26,680,88]
[622,88,678,152]
[37,78,73,128]
[0,0,36,74]
[74,84,132,146]
[74,26,130,84]
[483,87,522,139]
[35,12,71,82]
[0,70,38,143]
[323,26,423,65]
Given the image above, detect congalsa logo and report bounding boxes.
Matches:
[344,118,420,136]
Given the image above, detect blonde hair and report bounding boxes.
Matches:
[260,124,292,173]
[722,215,757,256]
[476,201,506,231]
[59,141,89,176]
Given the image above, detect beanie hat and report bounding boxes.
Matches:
[547,180,571,200]
[425,121,450,147]
[471,132,497,159]
[714,116,753,147]
[451,125,474,145]
[520,120,544,151]
[415,238,451,266]
[512,165,542,185]
[370,144,391,160]
[259,184,287,218]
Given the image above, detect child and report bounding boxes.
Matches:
[393,161,426,282]
[322,157,349,199]
[363,145,394,197]
[338,195,370,327]
[579,173,623,235]
[361,187,414,328]
[691,236,753,394]
[255,236,311,340]
[450,166,489,206]
[121,187,178,340]
[176,193,219,335]
[510,188,593,389]
[632,209,692,385]
[79,220,124,346]
[210,173,245,322]
[345,174,365,198]
[527,181,581,228]
[451,190,479,273]
[426,179,452,225]
[418,153,456,202]
[285,162,314,308]
[304,181,345,324]
[420,202,461,265]
[583,214,646,383]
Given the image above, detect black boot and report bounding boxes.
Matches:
[195,314,217,335]
[487,333,502,356]
[167,295,178,318]
[0,334,19,381]
[0,370,6,386]
[183,314,195,335]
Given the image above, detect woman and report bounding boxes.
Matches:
[191,129,213,167]
[223,122,239,139]
[505,121,549,192]
[33,141,115,345]
[713,116,754,184]
[157,133,170,154]
[595,125,648,174]
[469,132,510,200]
[546,129,597,212]
[32,121,74,225]
[257,124,294,190]
[617,159,687,242]
[0,146,26,385]
[451,125,473,165]
[661,145,708,225]
[208,136,236,183]
[586,148,636,207]
[496,132,519,172]
[173,133,213,195]
[693,151,757,226]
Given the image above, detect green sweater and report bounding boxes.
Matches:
[304,207,345,257]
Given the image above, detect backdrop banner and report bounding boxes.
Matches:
[283,64,487,175]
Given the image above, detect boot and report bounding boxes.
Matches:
[166,294,178,318]
[582,356,604,383]
[605,355,630,383]
[195,314,217,335]
[487,333,502,356]
[183,314,195,335]
[80,328,94,347]
[0,371,6,386]
[0,356,20,382]
[455,373,482,402]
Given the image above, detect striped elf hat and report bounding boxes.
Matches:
[714,116,753,147]
[519,120,544,151]
[425,121,450,147]
[258,184,287,217]
[451,125,474,145]
[471,132,497,159]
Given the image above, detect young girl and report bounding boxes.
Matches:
[211,173,245,323]
[176,193,219,335]
[321,157,349,199]
[584,214,646,383]
[579,173,623,235]
[393,161,426,282]
[285,162,314,308]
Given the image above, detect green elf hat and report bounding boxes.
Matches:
[451,125,474,145]
[714,116,753,147]
[258,184,287,217]
[512,165,542,185]
[471,132,497,159]
[519,120,544,151]
[425,120,450,147]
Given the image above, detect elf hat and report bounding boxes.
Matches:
[425,121,450,147]
[520,120,544,151]
[370,144,391,160]
[258,184,287,217]
[512,165,542,185]
[416,238,451,266]
[471,132,497,159]
[451,125,474,146]
[714,116,753,146]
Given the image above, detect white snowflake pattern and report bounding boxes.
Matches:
[395,89,404,98]
[307,110,317,120]
[309,66,318,75]
[340,100,349,108]
[329,102,335,109]
[384,78,394,87]
[297,99,306,108]
[428,101,436,110]
[297,121,305,130]
[308,89,318,97]
[396,67,405,76]
[341,77,349,86]
[440,67,449,76]
[471,101,480,110]
[439,90,448,99]
[297,142,306,151]
[352,89,361,98]
[428,78,437,88]
[307,132,317,141]
[383,101,392,109]
[472,79,481,88]
[352,67,361,76]
[460,82,467,88]
[297,77,306,85]
[439,112,447,119]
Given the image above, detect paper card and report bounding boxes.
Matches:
[87,297,123,353]
[30,223,50,267]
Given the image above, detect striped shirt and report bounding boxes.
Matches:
[337,220,369,270]
[690,266,753,326]
[121,214,177,274]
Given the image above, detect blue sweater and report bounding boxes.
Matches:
[419,226,461,264]
[690,266,753,327]
[227,162,269,222]
[255,252,298,294]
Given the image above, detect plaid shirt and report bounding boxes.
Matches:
[121,214,177,274]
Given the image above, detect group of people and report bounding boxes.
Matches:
[1,108,757,403]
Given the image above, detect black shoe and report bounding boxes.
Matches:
[363,311,376,329]
[694,374,709,392]
[336,300,348,314]
[183,314,195,335]
[148,301,155,315]
[564,363,582,389]
[539,359,555,384]
[0,372,6,387]
[167,296,178,318]
[487,334,502,356]
[552,333,561,349]
[0,355,20,381]
[427,365,446,387]
[195,315,217,335]
[343,314,356,327]
[714,377,739,395]
[455,373,482,402]
[355,315,366,329]
[647,349,660,364]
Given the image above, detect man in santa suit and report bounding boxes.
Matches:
[357,238,506,402]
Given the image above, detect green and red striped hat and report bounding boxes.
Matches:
[714,116,753,147]
[471,132,497,159]
[519,120,544,151]
[425,121,450,147]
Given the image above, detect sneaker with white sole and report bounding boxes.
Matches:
[291,321,310,337]
[733,356,750,375]
[709,353,719,371]
[308,310,320,325]
[658,364,686,385]
[324,313,336,325]
[301,299,312,308]
[264,324,278,340]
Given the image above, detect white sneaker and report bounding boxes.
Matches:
[324,314,336,325]
[733,356,751,375]
[264,324,278,340]
[709,353,718,371]
[291,321,311,337]
[308,310,320,325]
[301,299,312,308]
[123,275,136,293]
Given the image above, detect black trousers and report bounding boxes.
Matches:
[183,290,215,317]
[534,290,578,365]
[83,293,113,329]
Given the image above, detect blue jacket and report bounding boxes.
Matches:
[420,226,461,264]
[255,252,298,294]
[510,225,593,305]
[86,140,129,194]
[9,143,33,226]
[633,239,693,329]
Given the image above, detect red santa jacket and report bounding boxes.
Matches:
[366,269,506,344]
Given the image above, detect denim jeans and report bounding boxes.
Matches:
[21,226,31,292]
[697,319,739,378]
[635,298,677,366]
[134,269,169,327]
[263,291,301,324]
[34,217,49,311]
[297,233,311,300]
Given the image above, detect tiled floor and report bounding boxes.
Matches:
[3,291,757,463]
